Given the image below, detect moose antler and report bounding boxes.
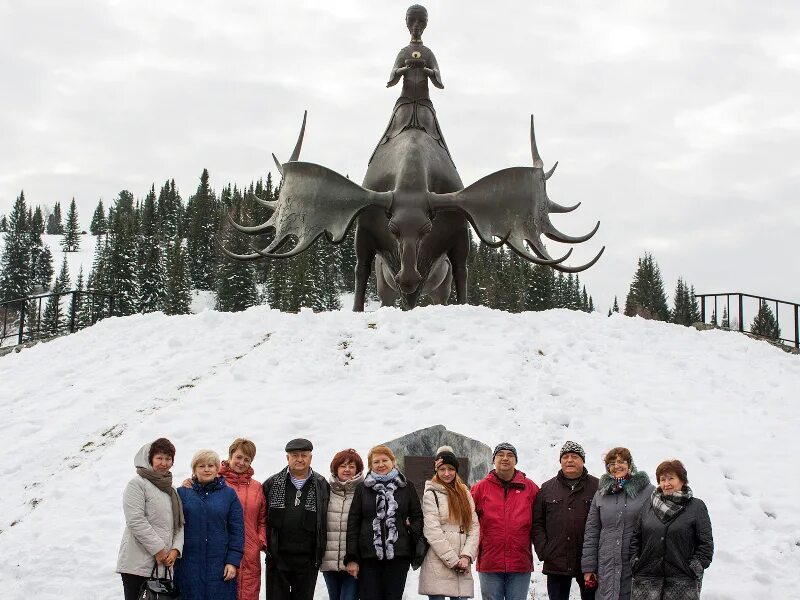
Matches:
[220,112,393,261]
[429,115,604,273]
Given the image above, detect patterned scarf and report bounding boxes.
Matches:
[610,473,632,494]
[268,466,317,513]
[651,485,693,523]
[364,468,402,560]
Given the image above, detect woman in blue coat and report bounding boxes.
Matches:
[177,449,244,600]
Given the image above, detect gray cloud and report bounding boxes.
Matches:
[1,0,798,313]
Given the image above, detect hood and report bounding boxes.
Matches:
[488,469,527,487]
[599,469,651,497]
[134,443,152,470]
[329,472,364,493]
[425,479,447,494]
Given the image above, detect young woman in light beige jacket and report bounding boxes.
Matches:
[418,447,480,600]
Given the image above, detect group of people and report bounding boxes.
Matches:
[117,437,714,600]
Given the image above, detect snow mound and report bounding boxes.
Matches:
[1,306,798,599]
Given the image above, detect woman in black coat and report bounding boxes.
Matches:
[630,460,714,600]
[344,445,423,600]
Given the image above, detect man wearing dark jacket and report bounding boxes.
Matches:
[263,438,331,600]
[533,441,599,600]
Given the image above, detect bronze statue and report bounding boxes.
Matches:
[222,5,603,310]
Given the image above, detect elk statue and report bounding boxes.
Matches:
[220,4,603,311]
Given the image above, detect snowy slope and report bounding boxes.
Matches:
[0,306,798,599]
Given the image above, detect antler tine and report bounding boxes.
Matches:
[289,110,307,162]
[272,153,284,178]
[547,199,581,214]
[216,236,265,262]
[552,246,606,274]
[530,115,544,169]
[525,240,573,264]
[544,220,600,244]
[545,161,558,180]
[251,195,277,211]
[226,210,273,235]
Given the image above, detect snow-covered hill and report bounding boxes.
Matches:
[1,306,798,599]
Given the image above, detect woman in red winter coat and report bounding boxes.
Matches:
[221,439,267,600]
[187,439,267,600]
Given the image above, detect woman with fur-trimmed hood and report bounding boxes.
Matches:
[581,447,654,600]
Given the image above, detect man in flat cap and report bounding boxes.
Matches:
[533,441,599,600]
[263,438,330,600]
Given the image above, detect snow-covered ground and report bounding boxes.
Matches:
[1,306,798,599]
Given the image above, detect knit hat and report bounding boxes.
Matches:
[435,447,460,472]
[560,441,586,461]
[492,442,518,462]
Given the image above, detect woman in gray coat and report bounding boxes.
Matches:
[581,447,653,600]
[321,448,365,600]
[117,438,185,600]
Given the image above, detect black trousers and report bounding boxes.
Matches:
[121,573,148,600]
[546,574,595,600]
[358,558,411,600]
[266,554,319,600]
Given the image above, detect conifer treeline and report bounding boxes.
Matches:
[0,173,782,342]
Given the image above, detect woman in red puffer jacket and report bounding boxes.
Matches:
[219,439,267,600]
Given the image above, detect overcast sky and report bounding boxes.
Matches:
[2,1,799,315]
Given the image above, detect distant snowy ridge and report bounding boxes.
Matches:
[0,306,798,599]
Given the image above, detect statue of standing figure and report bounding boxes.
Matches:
[371,4,452,164]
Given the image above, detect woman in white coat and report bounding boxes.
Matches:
[117,438,185,600]
[418,447,480,600]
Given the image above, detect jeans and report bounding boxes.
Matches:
[323,570,359,600]
[546,574,595,600]
[478,572,531,600]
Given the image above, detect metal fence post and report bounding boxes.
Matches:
[700,296,705,323]
[795,304,799,350]
[18,301,25,345]
[738,295,744,333]
[69,291,77,333]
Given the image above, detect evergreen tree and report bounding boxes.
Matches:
[0,214,7,232]
[613,296,620,313]
[90,199,108,236]
[42,256,71,334]
[138,243,165,313]
[163,237,192,315]
[721,306,730,329]
[106,190,140,315]
[588,296,594,313]
[624,253,669,320]
[710,309,718,327]
[581,285,589,312]
[33,245,54,290]
[186,169,218,290]
[751,301,781,340]
[0,191,33,302]
[524,264,555,311]
[46,202,63,234]
[311,238,343,311]
[215,188,259,312]
[61,198,81,252]
[32,206,45,235]
[74,266,89,329]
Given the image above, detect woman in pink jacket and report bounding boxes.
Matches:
[215,439,268,600]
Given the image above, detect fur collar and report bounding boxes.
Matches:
[599,470,651,497]
[328,472,364,494]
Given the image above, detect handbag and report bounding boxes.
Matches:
[138,564,181,600]
[410,489,440,570]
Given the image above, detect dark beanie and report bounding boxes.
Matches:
[435,450,460,472]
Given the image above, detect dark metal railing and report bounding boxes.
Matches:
[696,292,799,349]
[0,290,115,348]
